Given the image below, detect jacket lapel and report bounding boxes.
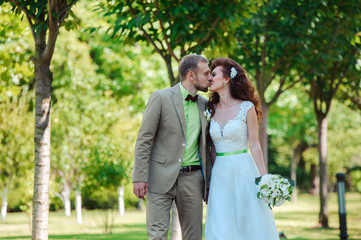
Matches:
[197,96,209,185]
[170,83,186,137]
[198,96,207,135]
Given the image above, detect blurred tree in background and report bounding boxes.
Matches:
[299,0,361,227]
[268,87,317,201]
[0,6,34,100]
[47,0,168,216]
[100,0,257,86]
[0,0,80,238]
[230,0,317,169]
[0,90,34,221]
[0,0,169,217]
[0,0,361,236]
[229,0,361,227]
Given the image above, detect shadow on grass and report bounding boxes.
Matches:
[1,224,148,240]
[286,226,340,240]
[288,238,310,240]
[49,232,148,240]
[1,232,148,240]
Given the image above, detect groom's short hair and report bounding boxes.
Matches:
[179,54,209,81]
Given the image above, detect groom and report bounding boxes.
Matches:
[133,54,212,240]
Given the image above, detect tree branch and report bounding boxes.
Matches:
[239,41,253,59]
[9,0,36,20]
[267,74,286,106]
[325,20,345,57]
[310,80,321,116]
[316,17,345,67]
[43,0,79,64]
[141,26,165,59]
[42,0,59,64]
[351,96,361,111]
[264,72,276,90]
[264,57,282,89]
[53,167,65,178]
[139,0,165,52]
[155,0,179,62]
[59,0,79,26]
[26,15,36,41]
[127,1,165,59]
[259,18,269,94]
[268,75,303,106]
[283,76,303,92]
[138,4,167,54]
[180,45,185,57]
[328,61,349,106]
[48,0,57,32]
[187,16,220,53]
[197,16,220,47]
[255,35,260,52]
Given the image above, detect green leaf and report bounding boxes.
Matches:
[134,15,142,27]
[255,176,262,185]
[52,10,59,18]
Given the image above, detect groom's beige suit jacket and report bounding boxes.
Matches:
[132,83,211,199]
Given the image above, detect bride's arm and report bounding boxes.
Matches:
[247,107,267,176]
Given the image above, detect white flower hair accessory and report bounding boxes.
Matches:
[203,108,211,121]
[230,67,237,79]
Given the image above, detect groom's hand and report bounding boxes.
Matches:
[133,182,148,200]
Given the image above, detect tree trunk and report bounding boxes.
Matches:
[64,185,71,217]
[32,61,52,240]
[318,117,329,228]
[345,168,354,191]
[259,103,269,170]
[56,181,72,217]
[75,190,82,224]
[165,56,178,87]
[118,186,125,216]
[1,184,8,221]
[170,201,182,240]
[136,199,145,211]
[291,144,302,203]
[309,164,319,195]
[298,155,306,170]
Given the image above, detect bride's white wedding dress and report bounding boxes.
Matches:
[205,101,279,240]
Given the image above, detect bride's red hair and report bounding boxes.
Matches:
[208,57,262,121]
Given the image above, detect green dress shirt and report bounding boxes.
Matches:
[180,83,201,167]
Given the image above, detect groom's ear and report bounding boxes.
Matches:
[187,71,195,81]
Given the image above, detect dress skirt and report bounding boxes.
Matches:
[205,152,280,240]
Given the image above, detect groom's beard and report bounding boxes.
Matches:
[194,75,209,92]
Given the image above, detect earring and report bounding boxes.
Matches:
[224,82,227,89]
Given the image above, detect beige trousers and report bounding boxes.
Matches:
[146,170,204,240]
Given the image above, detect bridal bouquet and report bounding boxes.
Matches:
[255,174,294,210]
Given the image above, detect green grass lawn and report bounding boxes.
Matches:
[0,192,360,240]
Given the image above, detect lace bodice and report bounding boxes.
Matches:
[210,101,254,153]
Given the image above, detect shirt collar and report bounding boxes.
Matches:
[180,83,197,100]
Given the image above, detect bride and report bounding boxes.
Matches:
[205,57,279,240]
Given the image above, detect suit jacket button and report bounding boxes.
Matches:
[182,143,185,147]
[178,159,182,163]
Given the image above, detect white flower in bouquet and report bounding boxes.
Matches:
[255,174,294,210]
